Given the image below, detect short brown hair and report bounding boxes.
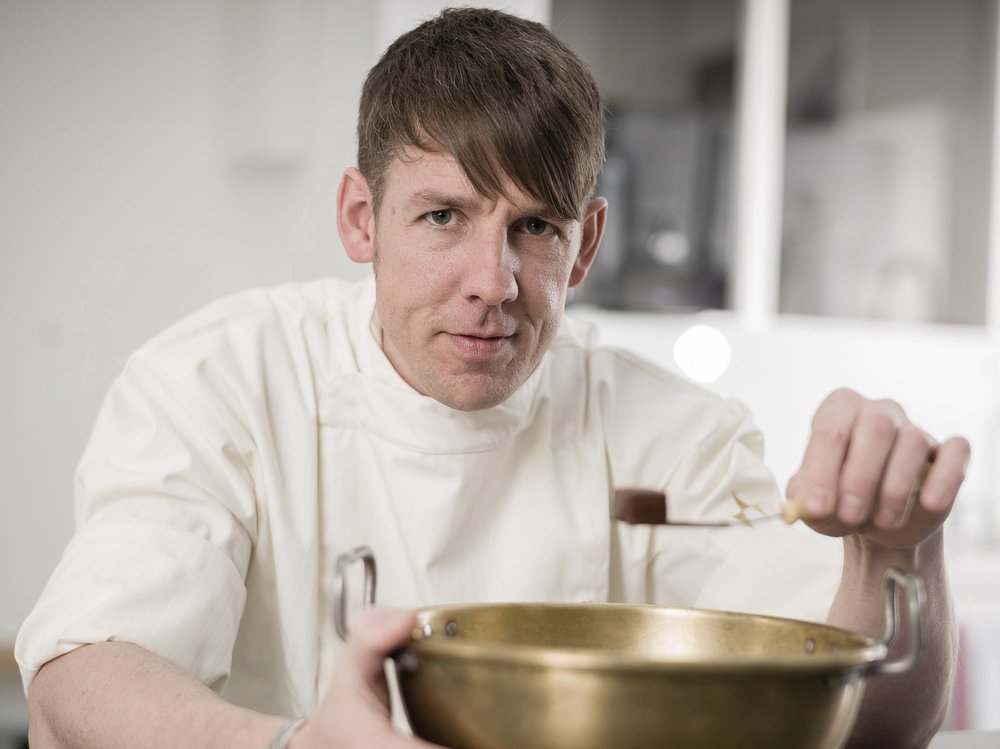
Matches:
[357,7,605,220]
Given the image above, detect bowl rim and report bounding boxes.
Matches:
[406,601,888,675]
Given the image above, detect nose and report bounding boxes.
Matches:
[461,224,519,306]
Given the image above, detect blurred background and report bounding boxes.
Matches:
[1,0,999,743]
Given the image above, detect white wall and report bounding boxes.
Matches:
[0,0,376,640]
[374,0,551,54]
[0,0,555,646]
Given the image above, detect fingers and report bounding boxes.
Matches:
[919,436,971,513]
[788,389,969,548]
[866,421,931,530]
[301,607,447,748]
[790,389,857,518]
[837,402,904,526]
[791,389,907,524]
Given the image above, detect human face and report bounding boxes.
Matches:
[368,149,602,411]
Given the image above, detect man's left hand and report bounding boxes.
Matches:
[786,388,970,549]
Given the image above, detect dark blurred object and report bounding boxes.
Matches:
[580,105,730,311]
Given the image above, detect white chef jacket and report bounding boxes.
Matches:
[16,277,840,717]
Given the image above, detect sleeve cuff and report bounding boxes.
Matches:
[16,516,247,694]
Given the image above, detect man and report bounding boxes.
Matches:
[18,7,968,749]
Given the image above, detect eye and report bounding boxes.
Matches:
[522,217,553,236]
[426,209,454,226]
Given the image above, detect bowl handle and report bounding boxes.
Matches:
[866,567,926,676]
[334,545,378,641]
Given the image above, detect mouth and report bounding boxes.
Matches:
[443,331,515,358]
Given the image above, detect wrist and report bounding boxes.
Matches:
[842,526,945,577]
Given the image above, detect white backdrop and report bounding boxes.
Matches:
[0,0,554,642]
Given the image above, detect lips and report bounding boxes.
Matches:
[443,320,517,339]
[452,330,514,339]
[444,331,514,358]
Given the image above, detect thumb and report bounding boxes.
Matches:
[338,607,417,697]
[300,607,446,748]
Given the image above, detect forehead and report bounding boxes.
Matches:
[382,147,555,216]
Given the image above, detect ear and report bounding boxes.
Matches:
[568,196,608,288]
[337,167,376,263]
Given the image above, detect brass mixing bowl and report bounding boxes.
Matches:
[335,548,924,749]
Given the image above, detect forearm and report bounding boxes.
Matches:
[28,641,287,749]
[828,529,956,749]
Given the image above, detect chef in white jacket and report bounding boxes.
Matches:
[18,8,969,749]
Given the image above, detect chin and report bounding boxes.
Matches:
[440,391,513,412]
[433,376,521,412]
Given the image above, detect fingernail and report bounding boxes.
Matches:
[804,487,830,515]
[840,493,867,525]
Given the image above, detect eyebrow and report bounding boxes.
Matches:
[404,189,560,221]
[404,190,480,213]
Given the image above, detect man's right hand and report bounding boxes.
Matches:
[289,608,445,748]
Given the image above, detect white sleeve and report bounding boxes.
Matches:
[606,365,841,620]
[16,351,255,693]
[650,398,842,621]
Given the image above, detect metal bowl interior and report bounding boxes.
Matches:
[396,603,886,749]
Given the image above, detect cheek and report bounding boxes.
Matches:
[527,276,569,340]
[374,242,452,328]
[536,261,573,310]
[539,280,563,313]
